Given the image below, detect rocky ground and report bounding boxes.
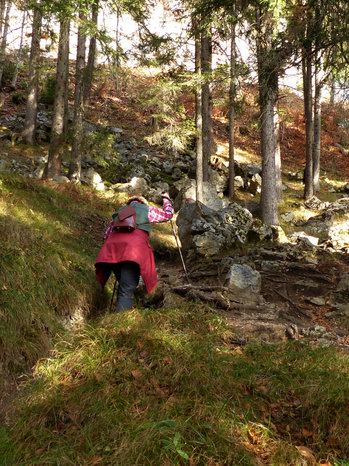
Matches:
[155,243,349,350]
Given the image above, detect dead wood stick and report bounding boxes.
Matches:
[262,270,333,285]
[296,273,334,284]
[272,289,311,318]
[186,289,230,309]
[172,285,230,293]
[273,288,298,307]
[262,276,289,284]
[228,303,268,312]
[189,271,219,278]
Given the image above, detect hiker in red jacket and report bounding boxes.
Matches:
[95,193,174,311]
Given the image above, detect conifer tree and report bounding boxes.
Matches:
[68,4,87,181]
[83,0,98,107]
[45,15,70,178]
[22,1,42,145]
[0,0,12,87]
[11,11,26,88]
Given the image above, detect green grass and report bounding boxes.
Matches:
[1,306,349,465]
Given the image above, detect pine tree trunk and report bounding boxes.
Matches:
[68,8,86,181]
[312,3,322,194]
[259,81,279,225]
[313,73,322,193]
[275,78,283,202]
[84,0,98,107]
[228,22,236,200]
[201,32,213,182]
[63,48,70,134]
[0,0,12,87]
[11,11,26,88]
[303,52,314,200]
[114,7,120,90]
[256,7,279,226]
[0,0,5,34]
[329,76,335,109]
[22,6,42,145]
[45,18,70,178]
[195,25,203,203]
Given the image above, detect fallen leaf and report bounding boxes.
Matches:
[90,456,104,464]
[258,385,269,395]
[326,438,340,448]
[301,428,314,438]
[131,369,142,379]
[295,446,316,465]
[270,421,277,431]
[95,372,104,382]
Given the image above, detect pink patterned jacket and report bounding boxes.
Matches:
[104,199,174,240]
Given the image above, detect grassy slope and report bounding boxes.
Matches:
[1,307,349,464]
[0,173,112,386]
[0,173,349,465]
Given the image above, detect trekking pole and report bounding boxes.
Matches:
[170,219,190,284]
[109,277,117,312]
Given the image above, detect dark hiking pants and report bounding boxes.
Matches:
[113,261,140,311]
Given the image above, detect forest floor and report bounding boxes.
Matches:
[1,67,349,464]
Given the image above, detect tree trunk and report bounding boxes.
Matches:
[256,7,279,226]
[194,21,203,203]
[84,0,98,107]
[63,44,70,134]
[68,8,86,181]
[201,32,213,182]
[275,78,283,202]
[313,70,322,193]
[228,21,236,200]
[22,5,42,145]
[11,11,26,88]
[302,51,314,199]
[45,18,70,178]
[312,3,323,194]
[0,0,5,35]
[114,7,120,90]
[259,79,279,225]
[0,0,12,87]
[329,76,335,109]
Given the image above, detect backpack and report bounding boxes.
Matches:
[113,205,137,232]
